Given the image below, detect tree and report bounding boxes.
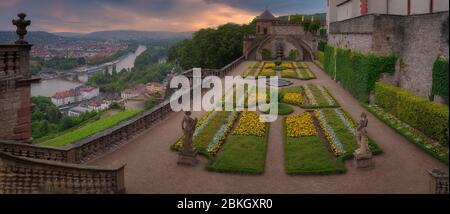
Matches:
[145,97,159,110]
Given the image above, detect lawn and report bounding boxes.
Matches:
[242,62,261,77]
[41,109,143,147]
[284,136,344,175]
[207,125,269,174]
[261,103,294,115]
[281,69,298,79]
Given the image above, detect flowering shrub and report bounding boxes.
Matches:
[233,111,266,137]
[285,113,317,137]
[314,110,345,156]
[282,93,303,106]
[282,63,294,69]
[264,63,275,69]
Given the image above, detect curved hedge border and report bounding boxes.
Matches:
[375,82,449,146]
[431,56,449,103]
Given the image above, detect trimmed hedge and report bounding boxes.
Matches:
[324,45,397,103]
[318,41,327,52]
[431,56,449,103]
[324,45,335,77]
[317,51,324,65]
[375,82,449,146]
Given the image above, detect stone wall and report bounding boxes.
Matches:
[0,45,35,142]
[328,12,449,98]
[272,25,305,36]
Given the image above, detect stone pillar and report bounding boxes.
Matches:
[0,14,39,143]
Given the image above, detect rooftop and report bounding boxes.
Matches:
[256,9,276,21]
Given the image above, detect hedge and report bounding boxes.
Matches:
[317,51,324,65]
[323,45,335,77]
[318,41,327,52]
[431,56,449,103]
[324,45,397,103]
[375,82,449,145]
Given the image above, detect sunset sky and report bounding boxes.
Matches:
[0,0,326,33]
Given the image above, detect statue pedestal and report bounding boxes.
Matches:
[177,149,198,166]
[353,152,374,169]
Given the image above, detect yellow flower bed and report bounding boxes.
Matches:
[233,111,266,137]
[282,93,303,105]
[285,113,318,137]
[259,69,276,76]
[264,63,275,68]
[282,63,294,69]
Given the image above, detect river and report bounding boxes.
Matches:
[31,45,147,97]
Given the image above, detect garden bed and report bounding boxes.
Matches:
[301,85,340,108]
[207,111,269,174]
[365,104,449,164]
[283,113,345,175]
[295,62,316,80]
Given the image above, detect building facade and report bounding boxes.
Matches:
[327,0,449,28]
[327,0,449,98]
[243,9,316,61]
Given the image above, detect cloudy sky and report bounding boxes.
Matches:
[0,0,326,33]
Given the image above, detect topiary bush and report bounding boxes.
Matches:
[375,82,449,145]
[431,56,449,103]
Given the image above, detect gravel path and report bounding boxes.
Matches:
[90,61,448,194]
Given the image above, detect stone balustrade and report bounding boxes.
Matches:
[0,45,32,81]
[0,151,125,194]
[0,56,244,164]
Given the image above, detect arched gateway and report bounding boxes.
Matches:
[243,9,315,61]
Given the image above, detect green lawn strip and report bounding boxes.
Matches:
[281,70,299,79]
[284,136,345,175]
[298,68,316,80]
[242,62,261,77]
[207,124,269,174]
[261,103,294,115]
[40,110,143,147]
[364,104,448,164]
[314,60,324,70]
[321,109,382,159]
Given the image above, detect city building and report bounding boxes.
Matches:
[87,100,110,112]
[327,0,449,98]
[146,82,165,97]
[82,86,100,100]
[51,89,81,106]
[68,106,91,117]
[121,88,140,100]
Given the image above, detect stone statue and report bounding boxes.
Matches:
[178,111,199,166]
[12,13,31,44]
[181,111,198,154]
[353,112,373,169]
[355,112,370,155]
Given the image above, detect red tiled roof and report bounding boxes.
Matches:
[52,89,80,99]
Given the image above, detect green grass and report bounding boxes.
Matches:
[207,124,269,174]
[284,136,345,175]
[258,69,276,77]
[279,86,302,97]
[261,103,294,115]
[298,68,316,80]
[41,110,143,147]
[193,111,231,156]
[320,109,382,159]
[303,85,340,108]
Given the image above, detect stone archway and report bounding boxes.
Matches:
[255,35,313,61]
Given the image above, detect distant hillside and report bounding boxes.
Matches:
[56,30,193,41]
[0,31,79,45]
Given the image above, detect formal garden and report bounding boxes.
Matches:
[171,61,384,175]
